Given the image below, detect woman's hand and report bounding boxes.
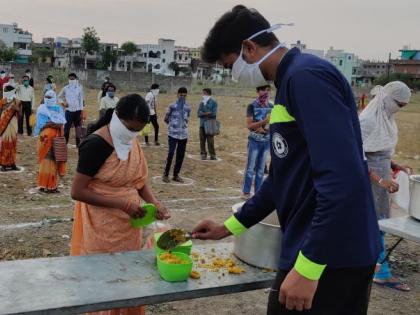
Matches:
[156,203,171,220]
[379,179,399,193]
[123,203,145,218]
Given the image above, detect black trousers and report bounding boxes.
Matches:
[267,266,375,315]
[199,127,216,158]
[164,136,187,177]
[64,110,82,145]
[18,101,32,136]
[145,114,159,143]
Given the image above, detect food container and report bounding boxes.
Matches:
[153,232,193,256]
[157,252,193,282]
[409,175,420,220]
[130,203,156,228]
[232,202,282,270]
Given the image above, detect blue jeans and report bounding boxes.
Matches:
[374,232,392,280]
[243,138,269,194]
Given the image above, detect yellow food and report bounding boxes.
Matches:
[228,266,245,274]
[169,229,187,243]
[190,270,201,279]
[159,252,189,264]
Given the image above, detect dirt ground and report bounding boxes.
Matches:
[0,87,419,315]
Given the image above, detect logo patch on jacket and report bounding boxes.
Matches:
[272,132,288,158]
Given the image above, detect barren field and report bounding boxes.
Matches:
[1,86,419,315]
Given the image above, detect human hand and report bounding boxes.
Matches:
[192,220,231,240]
[279,268,318,311]
[379,179,399,193]
[156,203,171,220]
[123,203,145,218]
[400,165,413,175]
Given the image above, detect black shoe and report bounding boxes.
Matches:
[155,142,160,146]
[162,175,170,183]
[172,175,184,183]
[1,166,7,172]
[11,165,20,171]
[210,156,217,160]
[201,155,207,160]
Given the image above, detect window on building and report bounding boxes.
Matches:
[3,28,8,33]
[162,59,165,63]
[184,56,188,61]
[163,50,166,54]
[339,60,343,66]
[154,64,161,69]
[348,56,352,60]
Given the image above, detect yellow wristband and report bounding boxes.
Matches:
[223,215,247,236]
[294,251,327,281]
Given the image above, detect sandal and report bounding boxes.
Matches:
[373,279,411,292]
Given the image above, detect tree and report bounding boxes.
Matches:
[31,47,53,64]
[121,41,137,71]
[0,47,17,63]
[82,27,100,70]
[101,49,118,70]
[374,73,413,88]
[169,61,180,76]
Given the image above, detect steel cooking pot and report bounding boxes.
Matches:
[232,202,282,270]
[409,175,420,220]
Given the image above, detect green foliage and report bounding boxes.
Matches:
[48,68,69,85]
[0,47,17,62]
[101,49,118,69]
[82,27,100,55]
[374,73,413,87]
[169,62,180,76]
[31,47,53,63]
[121,41,137,55]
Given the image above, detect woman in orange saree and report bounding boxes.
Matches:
[70,94,170,315]
[0,86,21,172]
[35,90,67,193]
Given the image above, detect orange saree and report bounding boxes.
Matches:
[70,127,148,315]
[0,99,19,167]
[37,126,67,190]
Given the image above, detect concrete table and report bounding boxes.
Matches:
[379,216,420,244]
[0,243,275,315]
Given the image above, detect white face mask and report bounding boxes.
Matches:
[44,97,56,106]
[202,95,211,103]
[9,78,14,83]
[231,23,292,87]
[152,89,159,96]
[109,111,139,160]
[69,79,77,86]
[4,91,16,102]
[0,73,5,79]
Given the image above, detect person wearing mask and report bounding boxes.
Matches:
[192,5,380,314]
[145,83,160,146]
[70,94,170,315]
[197,88,218,160]
[98,78,111,107]
[34,90,67,193]
[16,75,35,136]
[242,85,273,198]
[25,69,34,87]
[162,87,191,183]
[43,75,57,96]
[359,81,412,292]
[99,84,119,119]
[0,70,10,98]
[0,85,21,171]
[3,73,17,91]
[58,73,84,145]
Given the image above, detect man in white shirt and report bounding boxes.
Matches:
[58,73,84,145]
[99,84,119,118]
[145,83,160,145]
[16,75,35,136]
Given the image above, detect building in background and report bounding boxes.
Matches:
[390,47,420,81]
[290,40,324,59]
[352,61,389,87]
[174,46,191,70]
[325,47,358,83]
[0,23,32,63]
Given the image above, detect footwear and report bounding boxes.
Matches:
[210,156,217,160]
[11,165,20,171]
[162,175,170,183]
[201,155,207,160]
[145,142,151,146]
[373,278,411,292]
[241,193,251,200]
[0,166,7,172]
[155,142,160,146]
[172,175,184,183]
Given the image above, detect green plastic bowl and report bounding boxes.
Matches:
[130,203,157,228]
[153,232,193,256]
[157,252,193,282]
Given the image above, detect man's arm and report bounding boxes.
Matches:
[57,87,66,104]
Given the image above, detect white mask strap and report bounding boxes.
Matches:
[248,23,294,40]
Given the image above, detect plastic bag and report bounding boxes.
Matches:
[390,170,410,212]
[29,114,36,128]
[143,222,171,249]
[139,123,151,137]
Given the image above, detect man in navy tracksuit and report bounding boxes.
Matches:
[192,5,381,314]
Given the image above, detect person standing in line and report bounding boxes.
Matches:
[58,73,84,146]
[145,83,160,146]
[25,69,34,87]
[16,75,35,136]
[43,75,57,96]
[98,78,111,108]
[242,84,273,199]
[192,5,380,314]
[3,73,17,91]
[162,87,191,183]
[197,88,218,160]
[99,84,119,119]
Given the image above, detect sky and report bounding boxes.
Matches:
[3,0,420,61]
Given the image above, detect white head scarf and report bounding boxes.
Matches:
[359,81,411,153]
[37,90,67,124]
[109,111,139,161]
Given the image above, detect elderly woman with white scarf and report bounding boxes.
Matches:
[359,81,412,291]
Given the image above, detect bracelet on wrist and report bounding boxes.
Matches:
[378,178,383,184]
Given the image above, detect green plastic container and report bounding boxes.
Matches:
[130,203,157,228]
[153,232,193,256]
[157,252,193,282]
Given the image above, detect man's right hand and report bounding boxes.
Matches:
[124,203,146,218]
[192,220,231,240]
[379,179,399,193]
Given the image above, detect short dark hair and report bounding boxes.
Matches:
[22,75,29,80]
[151,83,159,89]
[178,87,188,94]
[256,85,271,92]
[107,84,116,91]
[203,88,212,95]
[68,73,77,79]
[202,5,278,63]
[25,69,31,73]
